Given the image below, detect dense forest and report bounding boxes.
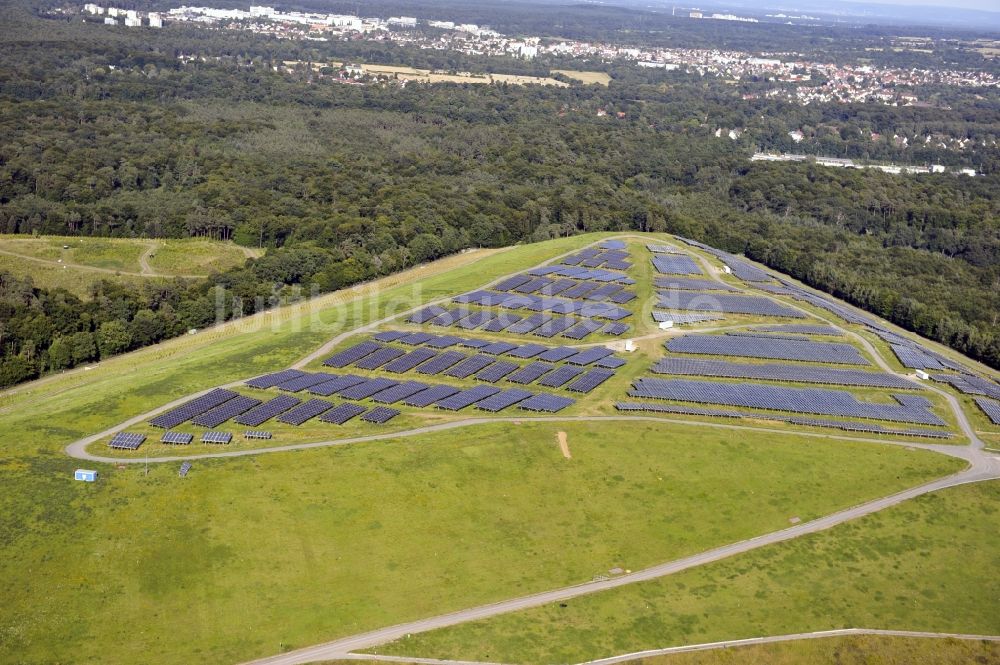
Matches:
[0,0,998,386]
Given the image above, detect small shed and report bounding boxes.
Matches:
[915,369,929,380]
[722,265,732,274]
[658,320,674,330]
[74,469,98,482]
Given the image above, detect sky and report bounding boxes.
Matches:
[856,0,998,10]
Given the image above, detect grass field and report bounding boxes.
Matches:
[378,480,1000,663]
[552,69,613,85]
[627,635,1000,665]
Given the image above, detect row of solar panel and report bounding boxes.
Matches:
[490,273,637,304]
[627,377,945,425]
[653,276,739,292]
[448,291,633,322]
[561,248,632,271]
[651,255,702,275]
[974,397,1000,425]
[657,291,804,319]
[650,357,914,389]
[665,334,869,365]
[931,373,1000,400]
[612,402,952,439]
[651,311,725,325]
[414,305,629,338]
[526,265,635,285]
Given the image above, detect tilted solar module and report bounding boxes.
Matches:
[475,361,520,383]
[541,279,576,296]
[246,369,307,389]
[565,347,614,366]
[361,406,401,423]
[445,354,496,379]
[402,384,461,407]
[506,361,556,384]
[338,378,400,400]
[109,432,146,449]
[666,334,868,365]
[890,344,944,370]
[758,324,843,336]
[276,372,339,392]
[533,316,577,338]
[653,276,740,292]
[323,341,383,368]
[481,341,519,355]
[506,313,552,334]
[566,369,615,393]
[482,313,522,332]
[372,330,408,342]
[244,430,272,440]
[149,388,239,429]
[537,346,580,362]
[398,332,437,346]
[608,291,637,304]
[456,311,496,330]
[415,350,467,375]
[308,374,367,396]
[652,311,725,325]
[235,394,302,426]
[493,274,533,291]
[201,431,233,444]
[178,461,192,477]
[459,338,491,349]
[475,389,534,412]
[596,357,627,369]
[657,291,803,318]
[383,348,438,373]
[435,385,502,410]
[601,240,626,250]
[562,319,604,340]
[278,399,333,425]
[561,282,600,299]
[974,397,1000,425]
[537,365,585,387]
[161,431,193,445]
[507,343,549,359]
[650,358,912,389]
[318,403,367,424]
[651,255,702,275]
[518,394,576,412]
[354,347,407,370]
[425,335,465,348]
[371,381,429,404]
[428,308,467,327]
[408,306,447,324]
[601,323,630,336]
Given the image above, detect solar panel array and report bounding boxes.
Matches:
[652,311,725,325]
[150,388,239,428]
[436,385,500,410]
[372,381,429,404]
[244,430,272,439]
[455,291,633,321]
[354,346,406,370]
[475,361,520,383]
[613,402,951,438]
[932,373,1000,400]
[666,334,869,365]
[651,358,914,389]
[319,403,366,424]
[323,341,382,368]
[974,397,1000,425]
[651,255,702,275]
[566,369,615,393]
[192,395,261,427]
[109,432,145,449]
[674,237,775,283]
[528,264,635,285]
[657,291,804,318]
[653,276,739,292]
[475,388,533,412]
[519,394,575,412]
[383,348,437,373]
[628,378,945,425]
[201,431,233,444]
[602,323,630,336]
[161,431,193,445]
[361,406,401,423]
[235,395,301,426]
[757,324,843,336]
[890,343,945,370]
[278,399,333,425]
[246,369,306,389]
[179,461,192,477]
[647,243,681,254]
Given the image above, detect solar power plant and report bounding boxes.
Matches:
[493,274,533,291]
[657,291,804,318]
[481,341,519,355]
[150,388,239,428]
[726,259,772,283]
[201,431,233,444]
[608,291,637,304]
[339,377,400,400]
[482,313,522,332]
[561,254,583,266]
[506,314,552,335]
[597,357,627,369]
[566,369,615,393]
[561,282,600,299]
[514,278,553,294]
[371,380,429,404]
[506,343,548,359]
[519,394,576,412]
[161,431,194,445]
[666,334,869,365]
[453,291,508,306]
[233,395,302,426]
[628,378,945,425]
[435,385,501,410]
[361,406,401,423]
[562,319,604,340]
[408,306,447,324]
[653,276,740,292]
[533,317,577,338]
[244,430,272,439]
[890,344,945,370]
[245,369,307,389]
[191,395,259,427]
[602,322,630,336]
[758,324,843,336]
[445,354,497,379]
[109,432,146,449]
[415,350,467,375]
[613,403,952,439]
[582,303,632,321]
[423,335,464,348]
[565,347,614,365]
[459,338,491,349]
[974,397,1000,425]
[604,260,632,271]
[652,311,725,325]
[475,388,534,412]
[650,358,915,388]
[455,311,494,330]
[601,240,626,250]
[506,361,556,384]
[537,346,580,362]
[537,365,585,387]
[276,372,339,392]
[528,265,635,285]
[399,332,437,346]
[584,284,623,300]
[318,403,367,425]
[372,330,408,342]
[323,341,382,368]
[402,384,461,407]
[541,279,576,296]
[354,347,406,370]
[931,374,1000,399]
[428,308,467,326]
[309,374,367,396]
[278,399,334,425]
[179,461,192,477]
[383,348,438,373]
[475,361,520,383]
[652,255,702,275]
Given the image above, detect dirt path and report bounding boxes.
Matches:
[557,431,571,458]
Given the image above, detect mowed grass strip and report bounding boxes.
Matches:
[0,421,961,664]
[378,481,1000,664]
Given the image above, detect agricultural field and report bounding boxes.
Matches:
[3,232,999,665]
[552,69,613,85]
[0,235,261,296]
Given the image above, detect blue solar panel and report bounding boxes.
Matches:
[323,341,383,368]
[361,406,401,423]
[651,255,701,275]
[566,369,615,393]
[974,397,1000,425]
[415,350,467,375]
[653,276,739,292]
[278,399,333,425]
[201,431,233,444]
[150,389,239,429]
[383,348,438,373]
[277,372,338,392]
[596,357,627,369]
[475,361,520,383]
[507,344,549,359]
[161,431,193,445]
[425,335,465,348]
[398,332,437,346]
[562,319,604,340]
[371,381,429,404]
[506,314,552,334]
[372,330,408,342]
[109,432,146,449]
[192,395,262,427]
[601,323,630,336]
[435,385,501,410]
[565,347,613,366]
[309,374,367,396]
[537,365,585,388]
[519,394,575,412]
[339,378,400,400]
[657,292,803,318]
[533,316,577,338]
[481,341,518,355]
[246,369,307,389]
[354,347,406,370]
[402,384,461,407]
[319,403,367,424]
[482,313,522,332]
[408,306,447,324]
[475,389,534,412]
[666,335,868,365]
[235,394,302,426]
[506,361,556,384]
[445,354,496,379]
[651,358,913,388]
[537,347,579,362]
[456,311,496,330]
